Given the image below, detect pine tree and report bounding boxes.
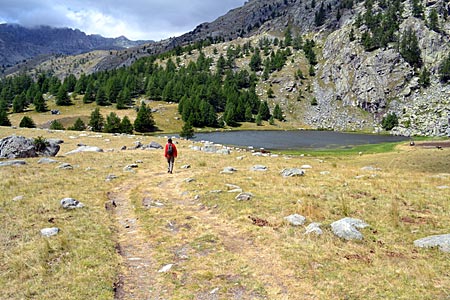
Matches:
[418,66,431,87]
[104,112,122,133]
[428,8,440,32]
[12,93,26,113]
[56,84,72,106]
[120,116,134,134]
[255,113,262,126]
[134,102,156,132]
[180,121,195,139]
[33,92,48,112]
[89,107,104,132]
[49,120,65,130]
[83,82,95,103]
[19,116,35,128]
[258,101,271,121]
[400,27,422,69]
[439,53,450,83]
[95,87,109,106]
[68,118,86,131]
[0,108,11,126]
[273,104,284,121]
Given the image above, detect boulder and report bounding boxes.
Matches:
[331,217,369,240]
[414,234,450,253]
[284,214,306,226]
[41,227,60,237]
[281,168,305,177]
[60,197,84,209]
[0,160,27,167]
[65,146,103,155]
[235,192,254,201]
[305,223,323,235]
[0,135,60,158]
[250,165,268,171]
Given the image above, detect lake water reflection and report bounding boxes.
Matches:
[191,130,408,150]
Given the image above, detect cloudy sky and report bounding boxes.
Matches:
[0,0,247,41]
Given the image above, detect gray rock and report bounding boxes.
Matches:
[65,146,103,155]
[57,163,73,170]
[280,168,305,177]
[216,148,231,155]
[0,160,27,167]
[143,141,163,149]
[38,157,58,164]
[60,197,84,209]
[221,166,237,174]
[235,192,254,201]
[331,217,369,240]
[106,174,118,181]
[0,135,60,158]
[301,164,312,169]
[284,214,306,226]
[250,165,267,171]
[361,166,382,171]
[414,234,450,253]
[185,178,196,183]
[180,164,191,169]
[13,195,24,202]
[305,223,323,235]
[41,227,60,237]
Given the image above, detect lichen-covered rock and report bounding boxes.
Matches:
[414,234,450,253]
[331,217,369,240]
[0,135,60,158]
[60,198,84,209]
[280,168,305,177]
[284,214,306,226]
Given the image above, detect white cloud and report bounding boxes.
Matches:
[0,0,246,41]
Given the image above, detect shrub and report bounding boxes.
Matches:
[19,116,36,128]
[381,113,398,131]
[50,120,65,130]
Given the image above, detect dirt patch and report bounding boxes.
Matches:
[416,141,450,148]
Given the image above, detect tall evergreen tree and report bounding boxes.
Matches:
[0,108,11,126]
[180,121,195,139]
[104,112,122,133]
[68,118,86,131]
[400,27,422,69]
[134,102,156,132]
[56,84,72,106]
[428,8,440,32]
[33,92,48,112]
[89,107,104,132]
[273,103,284,121]
[439,53,450,83]
[12,93,26,113]
[95,87,109,106]
[258,101,271,121]
[120,116,134,134]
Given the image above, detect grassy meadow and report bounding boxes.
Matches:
[0,116,449,299]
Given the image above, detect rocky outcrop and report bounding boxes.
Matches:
[0,135,60,159]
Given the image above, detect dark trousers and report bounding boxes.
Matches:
[167,156,174,173]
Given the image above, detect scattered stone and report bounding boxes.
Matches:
[135,160,144,164]
[38,157,58,164]
[227,188,243,193]
[236,156,245,160]
[50,109,60,115]
[210,190,223,194]
[361,166,381,171]
[57,163,73,170]
[216,148,231,155]
[123,164,138,172]
[0,160,27,167]
[301,164,312,169]
[414,234,450,253]
[331,217,369,240]
[65,146,103,155]
[41,227,60,237]
[143,141,163,150]
[221,166,237,174]
[436,185,450,189]
[60,197,84,209]
[180,164,191,169]
[106,174,118,181]
[320,171,330,175]
[185,178,196,183]
[120,146,127,150]
[280,168,305,177]
[158,264,174,273]
[225,183,241,190]
[284,214,306,226]
[250,165,267,171]
[13,195,24,202]
[305,223,323,235]
[235,192,254,201]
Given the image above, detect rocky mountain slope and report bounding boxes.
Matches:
[0,24,151,72]
[2,0,450,136]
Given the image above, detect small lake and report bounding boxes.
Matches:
[191,130,409,150]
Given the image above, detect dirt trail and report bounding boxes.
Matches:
[109,168,300,299]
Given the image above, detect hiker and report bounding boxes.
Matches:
[164,138,177,173]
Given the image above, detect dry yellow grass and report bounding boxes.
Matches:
[0,126,449,299]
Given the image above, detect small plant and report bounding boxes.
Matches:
[310,97,318,106]
[33,136,49,152]
[381,113,398,131]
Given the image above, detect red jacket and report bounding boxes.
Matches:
[164,142,177,158]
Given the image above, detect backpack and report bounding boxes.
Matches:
[167,143,173,156]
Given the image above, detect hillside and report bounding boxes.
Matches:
[2,0,450,137]
[0,24,151,74]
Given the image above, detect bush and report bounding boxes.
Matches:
[381,113,398,131]
[19,116,36,128]
[33,136,49,152]
[50,120,65,130]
